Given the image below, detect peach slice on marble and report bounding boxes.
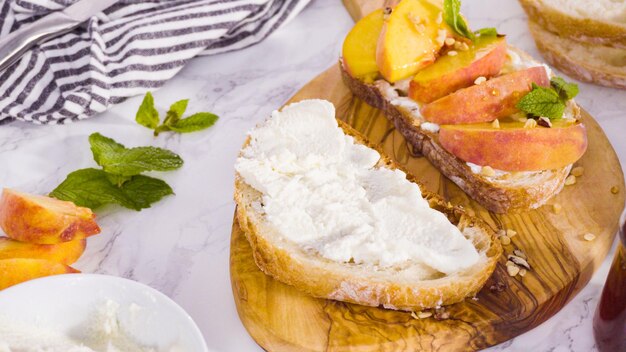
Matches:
[0,237,86,265]
[0,258,79,290]
[439,120,588,171]
[420,66,550,124]
[0,189,100,244]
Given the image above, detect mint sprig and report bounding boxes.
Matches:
[50,133,182,211]
[443,0,499,41]
[136,93,219,136]
[516,77,579,120]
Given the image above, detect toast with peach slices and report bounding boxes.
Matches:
[340,0,587,213]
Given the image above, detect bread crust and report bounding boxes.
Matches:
[529,21,626,89]
[339,57,571,214]
[519,0,626,48]
[234,120,502,311]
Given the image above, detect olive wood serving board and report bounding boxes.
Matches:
[229,2,625,350]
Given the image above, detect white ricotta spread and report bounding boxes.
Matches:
[503,49,552,77]
[236,99,479,274]
[0,300,182,352]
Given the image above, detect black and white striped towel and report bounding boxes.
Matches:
[0,0,309,125]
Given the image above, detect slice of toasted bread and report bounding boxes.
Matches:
[340,47,573,214]
[529,21,626,89]
[519,0,626,48]
[234,108,501,311]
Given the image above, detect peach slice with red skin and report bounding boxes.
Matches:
[409,36,507,103]
[439,120,587,171]
[0,189,100,244]
[376,0,449,82]
[420,66,550,124]
[0,258,79,290]
[342,9,384,82]
[0,237,86,265]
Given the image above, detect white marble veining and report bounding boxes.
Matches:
[0,0,624,351]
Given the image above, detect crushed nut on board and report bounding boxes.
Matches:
[611,186,619,194]
[519,268,527,277]
[553,203,562,214]
[481,165,496,177]
[508,255,531,270]
[583,233,596,241]
[564,175,576,186]
[506,229,517,238]
[513,249,527,259]
[507,265,520,277]
[570,166,584,177]
[499,235,511,245]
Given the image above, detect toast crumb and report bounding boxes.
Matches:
[570,166,584,177]
[564,175,576,186]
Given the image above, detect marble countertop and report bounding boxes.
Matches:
[0,0,624,351]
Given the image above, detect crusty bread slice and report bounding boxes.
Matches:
[529,21,626,89]
[234,118,502,311]
[339,47,573,214]
[519,0,626,48]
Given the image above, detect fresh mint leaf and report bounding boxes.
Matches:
[443,0,474,40]
[135,92,160,129]
[164,99,188,125]
[89,133,183,176]
[106,173,132,187]
[551,77,579,101]
[120,175,173,209]
[169,112,219,133]
[474,27,498,38]
[50,168,136,210]
[516,83,565,119]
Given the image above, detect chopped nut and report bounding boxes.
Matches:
[506,229,517,238]
[519,268,527,277]
[537,116,552,128]
[436,29,448,46]
[447,50,458,56]
[506,260,517,267]
[563,116,576,124]
[433,307,450,320]
[513,249,527,259]
[410,311,419,319]
[507,265,520,276]
[524,119,537,129]
[611,186,620,194]
[418,311,433,319]
[508,255,531,270]
[564,175,576,186]
[553,203,562,214]
[499,235,511,245]
[583,233,596,241]
[571,166,584,177]
[445,37,456,46]
[460,42,469,51]
[475,76,487,85]
[481,165,496,177]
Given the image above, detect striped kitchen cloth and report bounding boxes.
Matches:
[0,0,310,125]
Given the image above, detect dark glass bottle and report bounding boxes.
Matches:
[593,218,626,352]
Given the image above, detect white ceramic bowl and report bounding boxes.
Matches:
[0,274,207,351]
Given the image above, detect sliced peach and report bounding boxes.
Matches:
[420,66,550,124]
[0,258,79,290]
[376,0,449,82]
[0,237,86,265]
[439,120,588,171]
[409,36,507,103]
[342,9,384,82]
[0,189,100,244]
